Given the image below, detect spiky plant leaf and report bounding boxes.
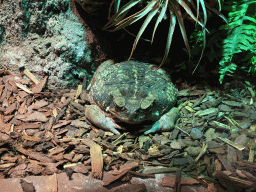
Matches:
[117,0,141,17]
[161,9,176,67]
[128,4,159,60]
[115,0,121,13]
[105,0,226,66]
[205,2,227,23]
[151,0,168,43]
[107,0,158,32]
[105,0,141,29]
[117,0,158,25]
[199,0,207,26]
[177,0,207,29]
[169,1,191,58]
[108,0,120,18]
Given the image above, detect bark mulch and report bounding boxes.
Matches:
[0,68,256,192]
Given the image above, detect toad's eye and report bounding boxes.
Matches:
[140,93,154,109]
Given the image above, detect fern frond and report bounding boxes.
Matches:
[219,0,256,83]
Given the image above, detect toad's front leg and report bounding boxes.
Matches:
[85,105,121,135]
[144,107,180,135]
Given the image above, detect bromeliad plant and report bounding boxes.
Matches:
[104,0,227,67]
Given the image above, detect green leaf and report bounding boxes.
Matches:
[151,0,168,43]
[117,0,141,17]
[176,0,206,30]
[129,4,159,60]
[104,0,141,29]
[110,0,158,31]
[160,9,176,67]
[170,1,191,58]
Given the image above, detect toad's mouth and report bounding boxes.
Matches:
[109,110,146,124]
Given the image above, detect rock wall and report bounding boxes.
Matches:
[0,0,105,90]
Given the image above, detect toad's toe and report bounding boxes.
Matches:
[144,107,180,135]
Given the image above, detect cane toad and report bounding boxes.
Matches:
[84,60,180,135]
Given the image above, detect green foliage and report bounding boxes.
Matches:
[189,25,224,63]
[105,0,226,67]
[219,0,256,83]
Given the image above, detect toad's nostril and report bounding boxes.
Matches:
[125,99,140,115]
[127,107,137,116]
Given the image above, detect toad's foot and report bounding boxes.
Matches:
[85,105,121,135]
[144,107,180,135]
